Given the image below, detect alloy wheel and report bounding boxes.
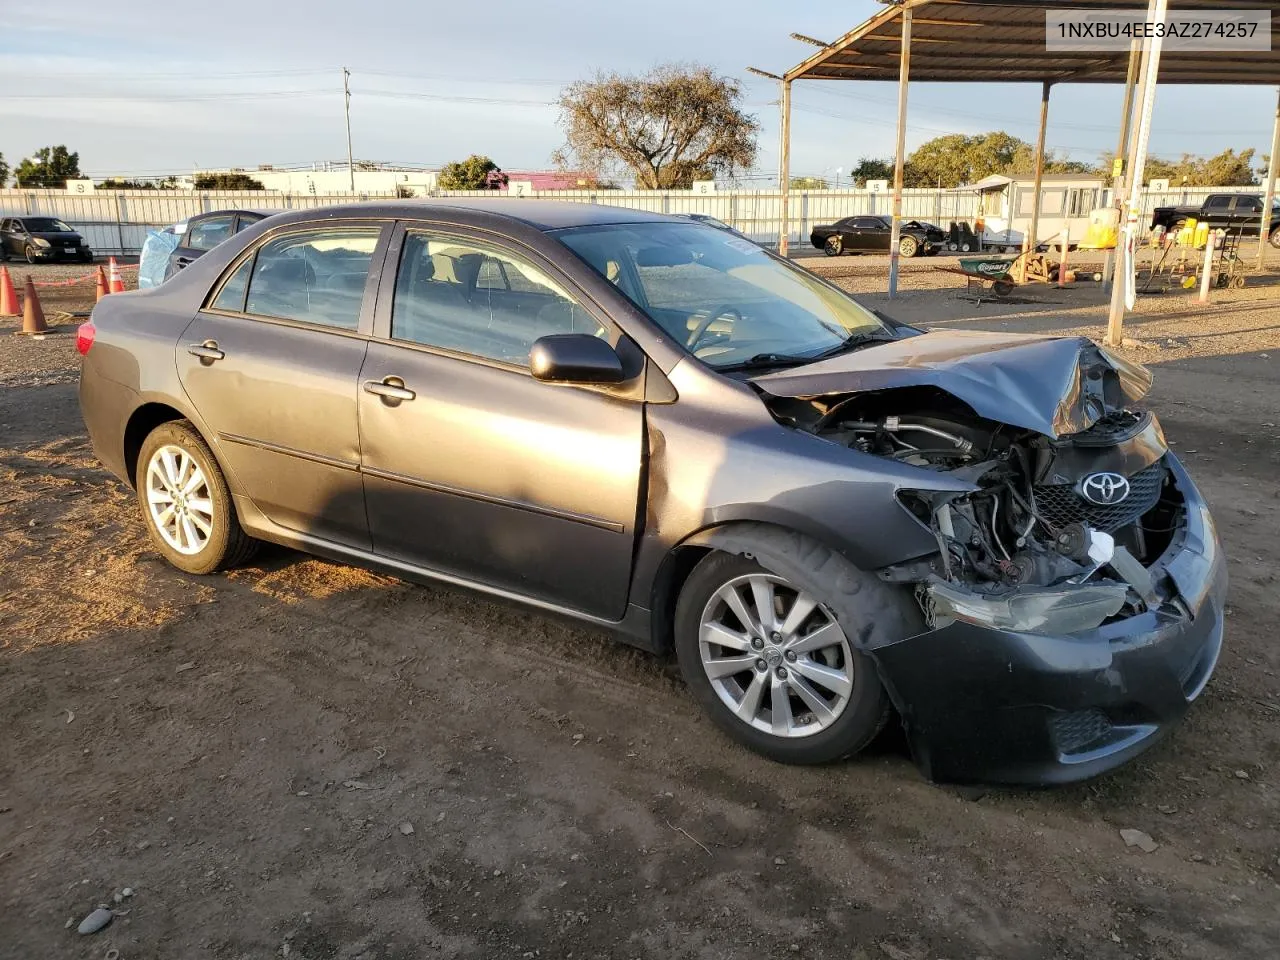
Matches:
[698,573,855,739]
[145,444,214,555]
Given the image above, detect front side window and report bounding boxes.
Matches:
[390,232,604,367]
[186,215,237,252]
[557,220,889,369]
[1205,196,1232,211]
[852,218,884,230]
[22,217,72,233]
[243,227,379,329]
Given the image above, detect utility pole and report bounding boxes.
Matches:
[1257,87,1279,271]
[343,67,355,193]
[1106,0,1168,347]
[887,4,913,299]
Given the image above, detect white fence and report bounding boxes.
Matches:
[0,185,1261,256]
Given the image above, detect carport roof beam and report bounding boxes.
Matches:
[783,0,1280,86]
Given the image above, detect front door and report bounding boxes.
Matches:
[177,221,390,547]
[358,226,645,619]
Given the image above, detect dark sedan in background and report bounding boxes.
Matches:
[165,209,272,279]
[1,215,93,263]
[77,200,1224,785]
[811,216,945,258]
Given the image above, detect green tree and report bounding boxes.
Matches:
[193,172,265,190]
[0,153,8,188]
[438,155,504,190]
[14,145,81,187]
[789,176,828,190]
[554,64,758,189]
[849,157,893,187]
[1101,148,1258,187]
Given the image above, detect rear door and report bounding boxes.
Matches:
[357,223,645,618]
[1229,195,1264,236]
[1200,195,1234,230]
[177,220,391,547]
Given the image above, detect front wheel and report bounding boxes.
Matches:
[136,420,258,575]
[824,235,843,257]
[25,244,39,264]
[674,547,908,764]
[899,235,918,258]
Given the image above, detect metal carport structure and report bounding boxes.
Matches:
[755,0,1280,343]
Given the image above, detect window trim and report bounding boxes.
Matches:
[372,220,622,376]
[199,219,393,338]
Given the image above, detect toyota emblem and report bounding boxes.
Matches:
[1080,472,1130,505]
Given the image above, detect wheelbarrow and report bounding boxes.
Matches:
[937,250,1061,297]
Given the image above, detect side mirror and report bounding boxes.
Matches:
[530,334,625,384]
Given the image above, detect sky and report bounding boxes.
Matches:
[1,1,1275,184]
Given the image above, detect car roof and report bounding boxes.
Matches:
[254,199,672,233]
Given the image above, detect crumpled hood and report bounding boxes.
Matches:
[750,330,1153,438]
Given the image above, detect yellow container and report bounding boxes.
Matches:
[1079,207,1118,250]
[1193,221,1210,248]
[1175,217,1198,247]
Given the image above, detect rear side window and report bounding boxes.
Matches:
[186,215,237,252]
[211,256,254,312]
[243,227,380,330]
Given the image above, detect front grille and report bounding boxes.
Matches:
[1049,708,1112,754]
[1034,460,1165,532]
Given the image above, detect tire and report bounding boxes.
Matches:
[899,235,918,258]
[673,532,919,765]
[1231,275,1246,289]
[1269,226,1280,249]
[959,242,972,253]
[992,279,1015,297]
[136,420,258,575]
[824,235,843,257]
[947,242,958,252]
[25,244,38,264]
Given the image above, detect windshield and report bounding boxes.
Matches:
[556,221,889,368]
[23,218,73,233]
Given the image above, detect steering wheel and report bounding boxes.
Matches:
[686,304,742,352]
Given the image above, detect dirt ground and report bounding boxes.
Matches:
[2,250,1280,960]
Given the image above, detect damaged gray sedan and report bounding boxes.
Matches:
[77,201,1225,785]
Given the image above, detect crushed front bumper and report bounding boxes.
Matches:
[873,457,1226,785]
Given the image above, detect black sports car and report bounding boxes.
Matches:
[0,216,93,263]
[811,216,945,258]
[77,200,1225,785]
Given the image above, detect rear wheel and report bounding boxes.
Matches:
[1269,225,1280,249]
[899,235,919,258]
[673,538,916,765]
[824,235,843,257]
[136,421,257,575]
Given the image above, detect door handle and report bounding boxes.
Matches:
[363,377,416,403]
[187,340,225,363]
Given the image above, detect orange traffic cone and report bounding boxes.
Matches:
[95,265,109,301]
[0,265,18,317]
[19,276,48,335]
[108,257,125,294]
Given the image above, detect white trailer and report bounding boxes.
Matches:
[969,173,1108,252]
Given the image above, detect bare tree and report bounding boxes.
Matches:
[554,64,758,189]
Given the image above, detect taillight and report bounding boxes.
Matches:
[76,321,96,356]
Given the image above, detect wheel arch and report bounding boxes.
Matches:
[122,402,214,489]
[648,519,895,654]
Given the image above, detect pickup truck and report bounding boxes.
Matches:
[1150,192,1280,247]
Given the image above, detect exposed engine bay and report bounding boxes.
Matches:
[767,386,1183,635]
